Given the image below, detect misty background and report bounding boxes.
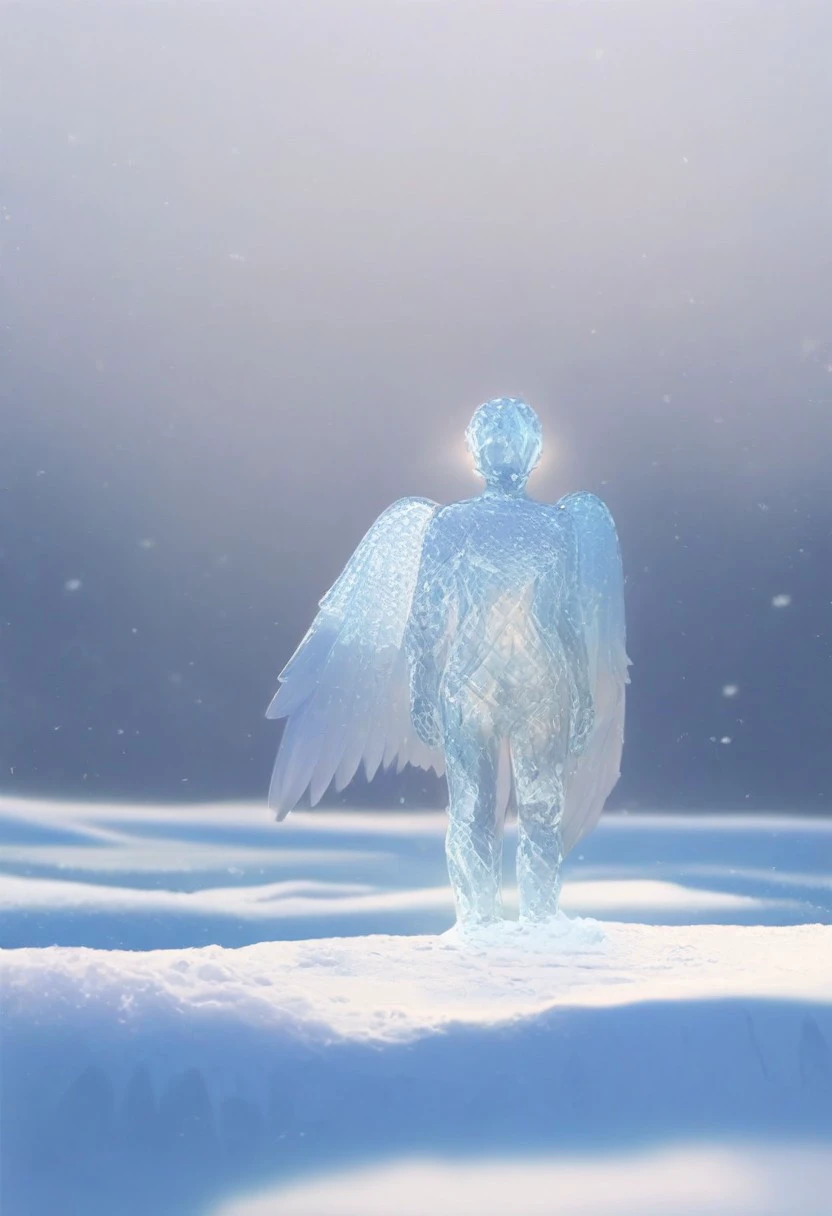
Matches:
[1,3,829,813]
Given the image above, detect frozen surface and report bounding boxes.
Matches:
[1,797,830,1215]
[267,398,629,924]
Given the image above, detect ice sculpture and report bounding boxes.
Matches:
[267,398,629,925]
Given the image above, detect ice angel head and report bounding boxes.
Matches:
[267,398,629,927]
[465,396,542,493]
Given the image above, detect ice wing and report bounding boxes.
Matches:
[559,491,631,854]
[266,497,444,820]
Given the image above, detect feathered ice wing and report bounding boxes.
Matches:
[266,497,445,820]
[559,491,631,855]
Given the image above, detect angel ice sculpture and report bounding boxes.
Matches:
[267,398,629,926]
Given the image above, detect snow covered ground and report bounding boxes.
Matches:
[216,1146,832,1216]
[1,797,830,1215]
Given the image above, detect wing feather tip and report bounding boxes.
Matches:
[268,763,304,822]
[268,778,295,821]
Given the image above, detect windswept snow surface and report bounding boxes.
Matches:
[1,798,831,1215]
[1,798,829,948]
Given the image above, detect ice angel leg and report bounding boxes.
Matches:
[442,706,504,926]
[512,722,568,923]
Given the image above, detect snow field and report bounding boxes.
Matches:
[1,799,830,1215]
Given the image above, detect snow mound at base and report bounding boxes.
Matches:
[4,918,828,1043]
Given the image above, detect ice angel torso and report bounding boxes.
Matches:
[267,397,629,921]
[408,494,585,741]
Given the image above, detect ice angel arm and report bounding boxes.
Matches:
[558,491,631,855]
[266,497,445,820]
[404,512,455,749]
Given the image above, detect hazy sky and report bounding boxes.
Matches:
[1,3,830,810]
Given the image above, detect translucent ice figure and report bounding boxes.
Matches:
[267,398,629,926]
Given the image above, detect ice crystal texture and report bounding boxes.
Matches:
[267,398,629,925]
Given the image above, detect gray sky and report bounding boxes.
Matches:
[1,3,830,809]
